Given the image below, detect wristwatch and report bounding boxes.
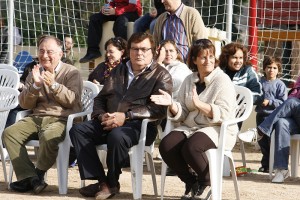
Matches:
[50,82,59,90]
[124,112,130,121]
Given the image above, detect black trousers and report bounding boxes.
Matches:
[159,131,216,186]
[69,118,157,187]
[256,114,270,168]
[87,12,139,53]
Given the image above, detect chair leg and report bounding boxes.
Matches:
[56,143,70,195]
[160,160,167,200]
[290,140,300,177]
[228,155,240,200]
[145,151,158,196]
[269,132,275,179]
[206,151,222,200]
[129,145,143,200]
[0,147,8,183]
[239,138,247,167]
[145,153,151,171]
[8,160,13,189]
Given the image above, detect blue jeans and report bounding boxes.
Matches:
[258,98,300,169]
[133,13,156,34]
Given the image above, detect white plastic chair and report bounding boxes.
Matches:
[8,81,100,194]
[81,118,158,200]
[0,87,19,183]
[0,68,20,89]
[160,85,253,200]
[0,64,19,73]
[269,132,300,179]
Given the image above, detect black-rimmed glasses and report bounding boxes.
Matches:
[130,47,151,53]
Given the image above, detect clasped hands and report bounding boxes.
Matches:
[32,65,55,87]
[101,6,115,15]
[100,112,126,130]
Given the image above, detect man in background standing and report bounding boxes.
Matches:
[153,0,208,62]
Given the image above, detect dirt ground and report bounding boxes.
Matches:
[0,142,299,200]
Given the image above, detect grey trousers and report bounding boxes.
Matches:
[3,116,66,180]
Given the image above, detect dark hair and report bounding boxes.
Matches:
[104,37,127,60]
[219,42,250,70]
[159,39,183,62]
[127,32,156,56]
[187,39,218,72]
[263,55,282,78]
[37,35,63,50]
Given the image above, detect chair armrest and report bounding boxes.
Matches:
[138,118,158,147]
[66,110,93,135]
[15,110,33,122]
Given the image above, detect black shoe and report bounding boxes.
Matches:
[10,177,33,193]
[79,52,102,63]
[166,167,177,176]
[181,181,198,200]
[192,185,211,200]
[258,166,269,173]
[35,168,46,181]
[31,176,48,194]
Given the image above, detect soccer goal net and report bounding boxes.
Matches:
[0,0,299,85]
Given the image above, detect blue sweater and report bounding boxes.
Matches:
[224,65,263,105]
[255,77,287,115]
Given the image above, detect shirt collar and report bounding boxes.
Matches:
[41,61,62,73]
[126,60,153,74]
[167,3,184,17]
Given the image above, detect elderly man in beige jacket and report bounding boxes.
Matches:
[3,35,83,194]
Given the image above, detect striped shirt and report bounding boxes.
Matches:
[162,3,189,62]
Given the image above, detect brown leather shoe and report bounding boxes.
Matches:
[79,182,100,197]
[95,182,119,200]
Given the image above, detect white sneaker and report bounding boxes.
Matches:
[272,169,289,183]
[0,148,10,161]
[238,128,257,143]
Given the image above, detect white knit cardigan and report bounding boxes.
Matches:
[168,67,239,150]
[163,60,192,100]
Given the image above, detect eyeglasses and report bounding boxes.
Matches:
[38,49,57,56]
[130,47,151,53]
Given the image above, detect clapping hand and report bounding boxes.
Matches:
[32,64,44,87]
[43,68,55,87]
[192,86,201,108]
[150,89,172,106]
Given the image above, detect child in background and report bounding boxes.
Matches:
[239,56,287,173]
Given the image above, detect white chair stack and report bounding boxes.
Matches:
[0,65,20,184]
[0,88,19,184]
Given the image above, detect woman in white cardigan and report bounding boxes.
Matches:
[151,39,238,200]
[157,39,192,100]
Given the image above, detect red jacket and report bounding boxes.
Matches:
[109,0,142,16]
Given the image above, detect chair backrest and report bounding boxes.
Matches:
[0,64,19,73]
[0,69,20,90]
[81,81,100,112]
[0,87,19,132]
[234,85,253,123]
